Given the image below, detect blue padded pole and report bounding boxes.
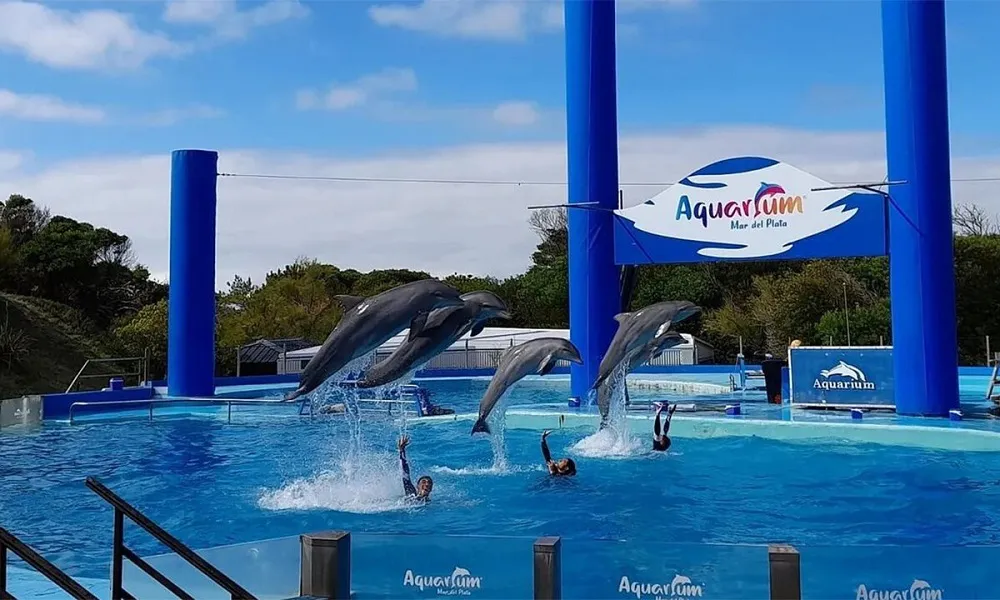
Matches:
[167,150,219,398]
[881,0,959,416]
[564,0,620,405]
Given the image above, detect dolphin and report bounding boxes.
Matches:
[283,279,464,402]
[472,337,583,434]
[592,300,702,392]
[596,330,686,427]
[355,291,511,389]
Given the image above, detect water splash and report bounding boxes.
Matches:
[572,366,643,458]
[259,449,412,514]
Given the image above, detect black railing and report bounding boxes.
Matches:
[0,526,98,600]
[85,477,256,600]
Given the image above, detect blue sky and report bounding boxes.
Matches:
[3,0,1000,166]
[4,0,1000,284]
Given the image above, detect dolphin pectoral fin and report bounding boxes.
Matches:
[334,295,366,311]
[469,321,487,337]
[539,354,558,376]
[408,312,430,341]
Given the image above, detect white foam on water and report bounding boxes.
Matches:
[571,425,644,458]
[429,464,544,476]
[572,366,644,458]
[258,452,413,514]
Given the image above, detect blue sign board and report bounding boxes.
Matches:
[614,157,888,265]
[789,346,894,407]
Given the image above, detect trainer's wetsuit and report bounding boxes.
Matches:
[653,405,675,452]
[400,448,420,498]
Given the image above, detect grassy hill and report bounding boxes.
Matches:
[0,294,119,397]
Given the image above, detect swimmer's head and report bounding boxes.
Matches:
[417,476,433,498]
[653,436,671,452]
[555,458,576,476]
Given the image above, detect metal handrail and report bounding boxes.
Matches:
[68,398,297,424]
[85,477,255,600]
[0,527,99,600]
[66,354,149,393]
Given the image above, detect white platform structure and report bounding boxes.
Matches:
[277,327,714,375]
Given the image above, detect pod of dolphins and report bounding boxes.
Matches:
[285,278,701,434]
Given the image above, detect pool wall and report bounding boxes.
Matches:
[40,385,155,420]
[28,363,994,424]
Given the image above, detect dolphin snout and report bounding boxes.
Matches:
[494,309,513,320]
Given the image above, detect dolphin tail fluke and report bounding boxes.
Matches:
[471,418,491,435]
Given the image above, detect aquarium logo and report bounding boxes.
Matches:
[855,579,943,600]
[814,360,876,391]
[403,566,482,596]
[619,574,704,599]
[675,182,804,229]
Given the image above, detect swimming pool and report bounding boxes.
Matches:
[4,377,1000,598]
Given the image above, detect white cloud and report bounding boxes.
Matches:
[162,0,307,40]
[0,89,106,123]
[368,0,694,39]
[0,151,24,173]
[368,0,561,41]
[492,101,541,126]
[297,68,419,111]
[136,104,226,127]
[2,126,999,291]
[0,0,182,70]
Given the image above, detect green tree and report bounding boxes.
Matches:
[111,299,168,378]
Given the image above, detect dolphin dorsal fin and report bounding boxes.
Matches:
[334,295,366,311]
[613,312,632,323]
[470,321,487,337]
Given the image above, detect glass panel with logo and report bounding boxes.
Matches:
[351,533,534,598]
[122,534,300,600]
[800,544,996,600]
[561,538,770,599]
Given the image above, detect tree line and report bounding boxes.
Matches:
[2,192,999,386]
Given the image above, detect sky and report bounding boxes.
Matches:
[2,0,1000,289]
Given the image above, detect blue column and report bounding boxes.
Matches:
[167,150,219,398]
[881,0,959,416]
[564,0,620,404]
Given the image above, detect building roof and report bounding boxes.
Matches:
[284,327,710,359]
[240,338,317,364]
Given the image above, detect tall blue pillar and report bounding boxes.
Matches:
[167,149,218,398]
[881,0,959,416]
[564,0,620,404]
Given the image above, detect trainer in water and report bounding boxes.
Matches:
[652,402,677,452]
[541,430,576,476]
[398,435,433,502]
[356,291,511,389]
[472,337,583,435]
[592,300,702,393]
[283,279,464,402]
[596,330,687,428]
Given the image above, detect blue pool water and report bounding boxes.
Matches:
[4,377,1000,598]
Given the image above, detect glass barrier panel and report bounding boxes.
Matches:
[351,532,535,599]
[562,538,771,599]
[122,534,300,600]
[800,543,998,600]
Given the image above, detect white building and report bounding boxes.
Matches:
[278,327,715,374]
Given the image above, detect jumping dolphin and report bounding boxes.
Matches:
[355,291,511,389]
[283,279,464,402]
[472,338,583,434]
[596,330,686,427]
[592,300,702,392]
